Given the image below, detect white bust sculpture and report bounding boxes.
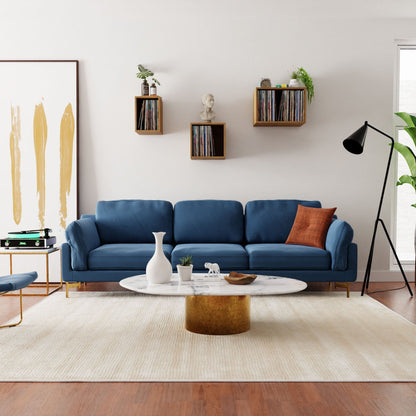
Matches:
[200,93,216,122]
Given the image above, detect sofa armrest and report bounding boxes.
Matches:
[325,219,354,271]
[65,217,101,270]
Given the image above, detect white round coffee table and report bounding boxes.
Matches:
[120,273,307,335]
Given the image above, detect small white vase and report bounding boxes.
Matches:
[289,78,303,87]
[146,232,172,284]
[177,264,193,281]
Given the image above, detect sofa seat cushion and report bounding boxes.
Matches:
[171,244,248,270]
[245,244,331,270]
[88,243,173,270]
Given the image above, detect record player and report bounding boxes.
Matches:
[1,228,56,249]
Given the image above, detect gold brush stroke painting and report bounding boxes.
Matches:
[9,105,22,225]
[33,101,47,229]
[59,103,75,228]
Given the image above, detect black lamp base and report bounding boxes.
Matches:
[361,218,413,296]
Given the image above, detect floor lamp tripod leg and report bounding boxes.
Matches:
[365,242,375,290]
[361,222,378,296]
[378,219,413,297]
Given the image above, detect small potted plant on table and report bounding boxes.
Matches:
[177,255,193,281]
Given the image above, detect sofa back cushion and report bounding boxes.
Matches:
[174,200,244,243]
[95,200,173,244]
[245,199,322,243]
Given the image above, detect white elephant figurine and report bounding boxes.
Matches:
[204,262,220,277]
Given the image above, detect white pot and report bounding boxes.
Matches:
[289,78,303,87]
[146,232,172,284]
[177,264,193,281]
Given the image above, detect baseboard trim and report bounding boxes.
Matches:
[356,269,415,282]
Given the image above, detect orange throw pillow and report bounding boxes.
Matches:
[285,205,337,249]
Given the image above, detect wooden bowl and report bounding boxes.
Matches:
[224,272,257,285]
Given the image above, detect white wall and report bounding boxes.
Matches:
[1,0,416,281]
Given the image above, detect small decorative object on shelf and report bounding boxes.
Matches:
[289,67,314,103]
[146,232,172,284]
[200,93,216,122]
[136,64,160,96]
[150,83,157,95]
[135,95,163,134]
[260,78,271,87]
[177,255,193,282]
[253,87,306,127]
[141,79,149,95]
[190,122,225,159]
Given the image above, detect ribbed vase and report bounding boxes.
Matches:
[146,232,172,284]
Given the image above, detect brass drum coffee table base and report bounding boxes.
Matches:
[185,295,250,335]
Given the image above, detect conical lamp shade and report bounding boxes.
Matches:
[343,124,368,154]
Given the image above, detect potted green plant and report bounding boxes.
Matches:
[393,112,416,206]
[177,255,193,281]
[136,64,160,96]
[289,67,314,104]
[392,111,416,268]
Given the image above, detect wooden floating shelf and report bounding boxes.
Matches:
[253,87,306,127]
[190,122,226,160]
[135,95,163,135]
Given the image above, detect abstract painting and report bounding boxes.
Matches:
[0,60,78,244]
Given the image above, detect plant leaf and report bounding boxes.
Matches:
[395,112,416,127]
[393,142,416,177]
[404,126,416,148]
[396,174,416,188]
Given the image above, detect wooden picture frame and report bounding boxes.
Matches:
[0,60,79,244]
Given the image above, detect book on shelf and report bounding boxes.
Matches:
[192,125,215,157]
[137,99,158,130]
[257,88,305,122]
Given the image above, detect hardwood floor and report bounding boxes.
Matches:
[1,281,415,416]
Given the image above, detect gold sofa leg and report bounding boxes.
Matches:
[0,289,23,328]
[335,282,350,298]
[66,282,81,298]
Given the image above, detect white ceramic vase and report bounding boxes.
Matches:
[146,232,172,284]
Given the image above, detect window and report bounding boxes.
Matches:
[394,43,416,263]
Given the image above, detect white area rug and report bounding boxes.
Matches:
[1,291,416,382]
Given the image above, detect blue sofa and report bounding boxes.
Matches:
[62,199,356,290]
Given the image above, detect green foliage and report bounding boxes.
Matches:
[180,255,193,266]
[136,64,160,85]
[393,111,416,207]
[292,67,314,104]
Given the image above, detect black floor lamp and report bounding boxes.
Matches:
[343,121,413,296]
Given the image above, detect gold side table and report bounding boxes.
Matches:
[0,247,62,296]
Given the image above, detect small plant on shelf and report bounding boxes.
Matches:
[291,67,314,104]
[136,64,160,95]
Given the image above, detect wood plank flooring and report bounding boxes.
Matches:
[1,281,415,416]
